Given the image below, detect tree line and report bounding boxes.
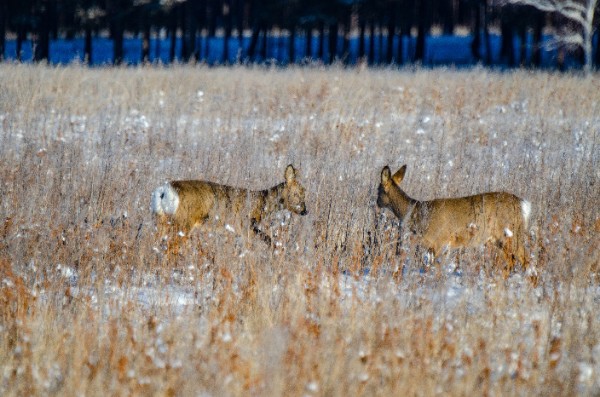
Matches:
[0,0,598,70]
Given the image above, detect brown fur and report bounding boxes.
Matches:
[377,165,530,276]
[154,164,307,246]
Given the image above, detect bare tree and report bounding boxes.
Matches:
[497,0,598,74]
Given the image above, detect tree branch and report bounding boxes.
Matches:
[506,0,587,24]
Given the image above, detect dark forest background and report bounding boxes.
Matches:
[0,0,598,69]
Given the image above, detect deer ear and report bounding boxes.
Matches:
[285,164,296,183]
[381,166,391,185]
[392,165,407,185]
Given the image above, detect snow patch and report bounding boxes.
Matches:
[306,381,319,393]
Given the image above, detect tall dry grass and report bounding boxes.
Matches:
[0,64,599,396]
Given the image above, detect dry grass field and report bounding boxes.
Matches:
[0,64,598,396]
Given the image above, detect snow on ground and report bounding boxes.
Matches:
[38,261,550,319]
[13,259,600,394]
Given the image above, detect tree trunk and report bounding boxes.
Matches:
[397,27,404,65]
[471,1,481,62]
[247,25,260,61]
[582,0,595,74]
[235,0,244,60]
[289,26,295,64]
[85,26,93,65]
[108,0,124,65]
[442,0,455,34]
[260,27,267,60]
[16,27,25,61]
[557,45,566,71]
[531,11,543,67]
[583,27,592,74]
[317,20,325,61]
[155,27,161,61]
[398,3,411,65]
[208,0,217,37]
[342,12,351,64]
[519,27,527,66]
[387,4,396,64]
[34,1,51,63]
[368,19,375,64]
[483,0,491,65]
[142,25,151,63]
[305,28,312,60]
[328,22,338,64]
[186,1,200,62]
[113,26,124,65]
[500,14,515,66]
[0,0,5,61]
[181,3,198,62]
[358,18,365,61]
[223,28,231,64]
[50,3,58,40]
[596,29,600,69]
[169,8,177,63]
[110,7,124,66]
[223,1,232,64]
[378,19,384,64]
[415,0,428,62]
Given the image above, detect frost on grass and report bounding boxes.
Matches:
[0,66,598,396]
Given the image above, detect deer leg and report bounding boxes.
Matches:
[427,241,442,267]
[418,246,436,273]
[515,239,528,270]
[168,227,189,259]
[515,237,538,286]
[395,232,403,255]
[156,222,176,256]
[251,219,272,246]
[496,238,516,279]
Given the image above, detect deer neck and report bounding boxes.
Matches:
[390,186,417,220]
[257,182,285,216]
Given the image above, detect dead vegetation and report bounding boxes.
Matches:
[0,64,598,396]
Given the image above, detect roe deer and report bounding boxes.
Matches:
[151,164,307,246]
[377,165,531,276]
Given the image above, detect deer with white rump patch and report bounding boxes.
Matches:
[377,165,532,277]
[151,164,307,249]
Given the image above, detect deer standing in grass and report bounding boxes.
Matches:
[377,165,532,277]
[151,164,307,249]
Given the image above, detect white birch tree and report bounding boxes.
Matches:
[497,0,598,74]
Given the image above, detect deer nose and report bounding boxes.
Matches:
[300,208,308,216]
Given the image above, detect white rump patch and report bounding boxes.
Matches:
[151,183,179,216]
[521,200,532,229]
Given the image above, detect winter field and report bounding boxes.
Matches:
[0,65,599,396]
